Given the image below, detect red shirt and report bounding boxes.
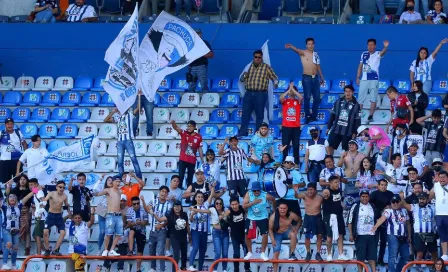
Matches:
[179,130,203,164]
[390,94,411,128]
[281,98,301,127]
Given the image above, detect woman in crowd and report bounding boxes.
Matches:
[407,80,429,122]
[92,174,113,253]
[209,197,229,272]
[355,157,377,192]
[433,257,446,272]
[426,0,447,23]
[255,153,277,179]
[202,149,221,191]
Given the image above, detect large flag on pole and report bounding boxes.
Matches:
[103,5,140,114]
[238,40,274,122]
[139,11,210,100]
[35,135,99,186]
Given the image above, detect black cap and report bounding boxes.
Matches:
[359,190,369,196]
[4,118,13,124]
[260,122,269,128]
[307,182,317,189]
[391,194,401,202]
[417,192,429,199]
[173,200,182,206]
[229,135,238,142]
[187,120,197,127]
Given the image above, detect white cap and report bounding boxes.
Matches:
[120,194,127,201]
[284,156,295,163]
[195,167,204,174]
[357,125,368,135]
[432,158,443,165]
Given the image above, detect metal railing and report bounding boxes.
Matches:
[402,260,437,272]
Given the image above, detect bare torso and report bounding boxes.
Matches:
[49,192,67,214]
[106,188,121,212]
[343,151,366,178]
[304,194,323,216]
[300,50,318,76]
[277,215,293,233]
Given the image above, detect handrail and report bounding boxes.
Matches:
[402,260,436,272]
[20,255,178,272]
[209,259,370,272]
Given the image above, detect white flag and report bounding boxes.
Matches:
[35,135,99,186]
[103,5,140,114]
[139,11,210,100]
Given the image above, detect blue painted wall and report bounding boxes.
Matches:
[1,23,447,82]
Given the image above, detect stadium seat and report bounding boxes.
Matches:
[110,15,130,22]
[191,108,210,123]
[350,14,372,24]
[172,78,189,91]
[123,157,136,171]
[228,109,243,124]
[29,108,51,122]
[89,108,110,123]
[209,141,223,155]
[293,78,303,91]
[98,123,117,139]
[80,91,101,106]
[0,76,15,91]
[211,77,231,92]
[179,93,200,107]
[200,93,220,107]
[145,173,167,189]
[274,78,290,93]
[371,110,391,124]
[12,108,31,122]
[60,91,81,106]
[310,110,330,125]
[56,124,78,138]
[271,16,292,24]
[138,157,157,172]
[24,260,45,272]
[33,76,54,91]
[71,76,93,91]
[269,126,280,139]
[218,124,239,139]
[47,140,67,153]
[99,93,115,107]
[380,94,391,109]
[53,76,74,91]
[270,109,283,125]
[20,124,38,139]
[209,109,230,123]
[13,76,34,91]
[2,91,22,106]
[171,108,190,123]
[154,93,161,106]
[200,124,219,139]
[324,264,344,272]
[320,94,339,108]
[393,79,411,93]
[219,93,240,107]
[300,125,313,140]
[315,17,333,24]
[96,140,107,155]
[0,108,11,122]
[95,157,116,172]
[432,79,448,94]
[272,93,280,108]
[330,79,351,93]
[300,111,306,124]
[9,15,28,23]
[229,78,240,93]
[166,141,181,156]
[76,124,98,138]
[293,17,315,24]
[155,124,178,140]
[21,91,42,106]
[157,157,177,172]
[378,79,391,93]
[69,108,91,122]
[428,95,442,110]
[91,76,106,91]
[105,140,118,155]
[148,141,168,156]
[159,93,181,107]
[158,78,172,91]
[40,91,62,106]
[320,79,330,92]
[240,124,257,140]
[39,124,58,138]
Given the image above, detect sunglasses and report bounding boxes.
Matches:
[254,56,262,59]
[286,162,294,164]
[391,201,400,204]
[132,203,140,206]
[215,202,223,205]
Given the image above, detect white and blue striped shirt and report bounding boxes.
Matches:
[149,197,171,232]
[360,51,381,80]
[1,203,22,230]
[113,112,135,141]
[383,208,409,236]
[410,204,435,233]
[410,55,435,82]
[190,202,209,232]
[66,4,97,22]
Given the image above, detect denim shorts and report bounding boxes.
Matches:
[273,229,291,252]
[105,213,124,236]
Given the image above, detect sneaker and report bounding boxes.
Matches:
[305,252,312,261]
[52,249,62,256]
[101,250,109,257]
[1,264,10,270]
[108,250,120,257]
[315,252,323,261]
[327,254,333,261]
[127,250,134,256]
[442,255,448,261]
[337,253,349,261]
[244,252,253,260]
[288,253,298,261]
[44,249,51,256]
[187,266,198,271]
[368,115,373,123]
[260,252,269,261]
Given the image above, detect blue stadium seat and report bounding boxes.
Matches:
[56,124,78,139]
[199,124,219,139]
[172,78,189,91]
[47,140,67,153]
[300,111,306,124]
[241,124,257,140]
[373,14,394,23]
[22,91,42,106]
[29,108,51,123]
[91,76,105,91]
[243,161,258,173]
[158,78,172,92]
[378,79,391,93]
[269,126,280,139]
[69,108,91,122]
[299,142,306,157]
[49,108,70,123]
[154,93,161,106]
[320,80,331,92]
[284,0,301,12]
[39,124,58,138]
[293,17,315,24]
[393,79,411,93]
[229,78,240,93]
[228,109,243,124]
[293,78,304,91]
[427,95,442,110]
[274,78,290,93]
[300,125,313,139]
[209,109,230,123]
[159,93,181,107]
[330,79,351,93]
[218,124,239,139]
[270,109,283,125]
[71,76,93,91]
[99,93,115,107]
[41,91,62,106]
[0,108,11,122]
[273,93,280,108]
[202,0,222,13]
[320,94,339,109]
[309,110,330,125]
[80,91,101,107]
[271,16,292,24]
[432,79,448,94]
[60,92,81,106]
[219,93,240,108]
[0,124,18,131]
[237,141,249,154]
[2,92,22,106]
[209,141,223,154]
[20,124,38,139]
[211,78,231,92]
[349,14,372,24]
[320,128,328,139]
[315,17,333,24]
[12,108,31,123]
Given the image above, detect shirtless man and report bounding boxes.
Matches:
[269,203,300,272]
[42,180,71,256]
[338,140,366,178]
[285,38,325,123]
[95,175,123,257]
[295,182,324,261]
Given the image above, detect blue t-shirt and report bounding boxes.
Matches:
[250,133,274,159]
[283,170,305,200]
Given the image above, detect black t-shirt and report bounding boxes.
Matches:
[190,40,212,67]
[405,193,419,205]
[421,170,436,191]
[322,189,343,215]
[35,0,58,9]
[167,212,188,239]
[369,190,394,212]
[227,206,245,240]
[69,185,92,214]
[191,181,210,202]
[10,187,31,207]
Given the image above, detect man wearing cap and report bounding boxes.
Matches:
[416,109,445,163]
[429,170,448,260]
[171,120,204,190]
[187,29,214,92]
[182,168,225,202]
[348,190,380,272]
[304,126,329,184]
[280,82,302,164]
[337,139,366,178]
[319,155,348,189]
[121,171,145,207]
[250,122,274,160]
[403,142,429,178]
[377,147,408,194]
[421,158,444,187]
[372,194,411,272]
[0,118,27,183]
[403,167,428,197]
[278,156,305,214]
[400,191,438,262]
[126,196,148,271]
[242,182,276,262]
[357,125,391,162]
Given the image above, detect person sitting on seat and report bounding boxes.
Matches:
[33,0,59,23]
[399,0,422,23]
[62,0,98,23]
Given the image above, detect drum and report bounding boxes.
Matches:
[260,168,288,198]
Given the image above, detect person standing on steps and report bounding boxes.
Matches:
[304,126,329,184]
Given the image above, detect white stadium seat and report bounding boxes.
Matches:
[105,140,117,155]
[46,260,66,272]
[148,140,168,156]
[171,108,190,123]
[53,76,74,91]
[157,157,178,172]
[25,261,46,272]
[133,140,148,156]
[76,123,98,138]
[138,157,157,172]
[166,141,181,156]
[88,108,110,122]
[179,92,200,107]
[33,76,54,91]
[13,76,35,91]
[98,123,117,139]
[156,124,179,139]
[145,173,166,189]
[94,157,116,172]
[200,93,220,107]
[371,110,391,125]
[0,76,15,91]
[191,108,210,123]
[154,108,170,123]
[96,140,107,155]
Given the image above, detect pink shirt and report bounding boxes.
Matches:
[368,126,391,148]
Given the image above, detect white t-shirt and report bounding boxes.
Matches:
[399,11,422,24]
[350,203,375,235]
[33,190,47,220]
[210,207,224,225]
[360,51,381,80]
[66,4,97,22]
[66,221,89,254]
[306,139,329,161]
[427,10,447,24]
[434,182,448,216]
[410,55,435,82]
[402,153,428,176]
[19,147,49,179]
[377,159,407,194]
[0,130,24,161]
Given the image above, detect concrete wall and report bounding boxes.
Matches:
[0,0,35,16]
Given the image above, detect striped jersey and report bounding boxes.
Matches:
[410,204,435,233]
[148,197,171,232]
[360,51,381,80]
[127,207,148,233]
[383,208,409,236]
[65,4,97,22]
[1,203,22,230]
[223,148,248,180]
[410,55,435,82]
[0,130,24,161]
[328,97,361,136]
[190,201,209,232]
[113,111,135,141]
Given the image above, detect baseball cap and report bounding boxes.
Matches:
[195,167,204,174]
[260,122,269,128]
[309,126,319,131]
[4,118,13,124]
[251,182,262,191]
[348,140,358,147]
[120,194,127,201]
[417,192,429,199]
[432,158,443,165]
[359,190,369,196]
[357,125,368,135]
[391,194,401,203]
[284,156,295,164]
[187,120,197,127]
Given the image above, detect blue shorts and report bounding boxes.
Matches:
[105,213,124,236]
[45,212,65,233]
[436,215,448,242]
[443,145,448,163]
[273,229,291,252]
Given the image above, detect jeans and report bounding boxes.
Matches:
[132,95,154,136]
[98,215,106,250]
[105,214,124,236]
[231,236,250,272]
[387,235,410,272]
[171,235,188,270]
[178,160,195,189]
[212,229,229,270]
[282,126,301,164]
[176,0,192,16]
[188,65,209,91]
[149,229,167,271]
[117,139,142,179]
[302,75,320,120]
[34,10,56,23]
[2,229,19,267]
[241,90,268,135]
[189,230,208,270]
[307,162,324,184]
